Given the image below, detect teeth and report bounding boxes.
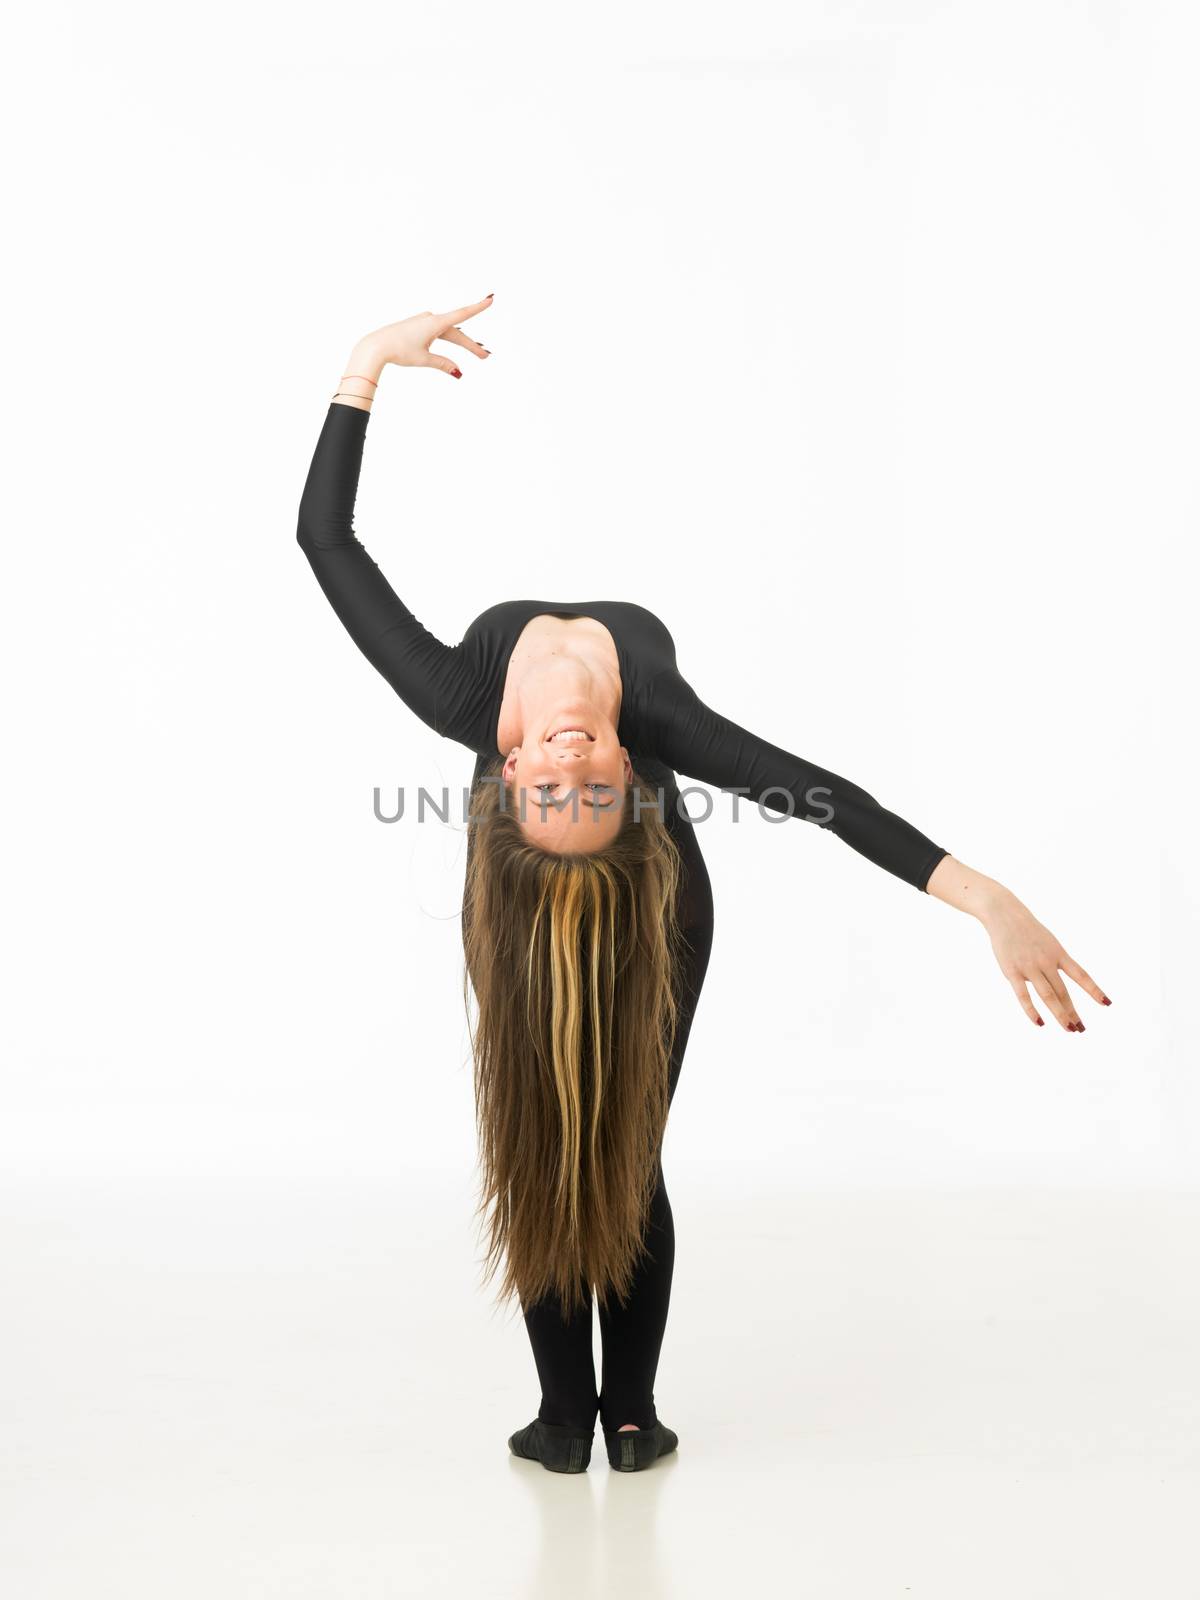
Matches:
[549,728,592,742]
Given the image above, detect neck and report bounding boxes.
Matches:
[513,656,620,743]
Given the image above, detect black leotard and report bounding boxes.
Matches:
[297,400,949,891]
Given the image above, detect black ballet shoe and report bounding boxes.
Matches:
[508,1417,594,1474]
[602,1419,679,1472]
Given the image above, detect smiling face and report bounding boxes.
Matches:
[502,715,633,853]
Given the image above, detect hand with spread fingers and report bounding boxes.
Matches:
[362,294,495,377]
[925,855,1111,1032]
[330,294,495,407]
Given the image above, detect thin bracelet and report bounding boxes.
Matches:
[331,390,374,402]
[340,374,378,386]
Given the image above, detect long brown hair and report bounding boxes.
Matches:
[463,762,685,1320]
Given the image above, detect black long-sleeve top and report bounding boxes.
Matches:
[296,401,950,891]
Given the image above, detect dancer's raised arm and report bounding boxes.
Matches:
[295,301,493,736]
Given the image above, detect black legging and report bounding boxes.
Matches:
[511,791,714,1434]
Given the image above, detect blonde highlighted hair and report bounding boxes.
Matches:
[463,763,685,1319]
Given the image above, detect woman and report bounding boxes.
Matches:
[296,294,1111,1474]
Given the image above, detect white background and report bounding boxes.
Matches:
[4,0,1193,1185]
[3,3,1198,1595]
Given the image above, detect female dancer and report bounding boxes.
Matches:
[296,294,1111,1474]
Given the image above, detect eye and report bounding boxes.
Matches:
[534,782,608,795]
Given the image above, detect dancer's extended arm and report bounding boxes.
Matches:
[645,665,1112,1031]
[644,665,947,891]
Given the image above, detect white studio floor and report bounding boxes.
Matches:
[3,1172,1198,1599]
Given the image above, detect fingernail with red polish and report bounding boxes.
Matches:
[1036,1016,1044,1026]
[1101,996,1112,1005]
[1076,1022,1086,1032]
[452,368,462,379]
